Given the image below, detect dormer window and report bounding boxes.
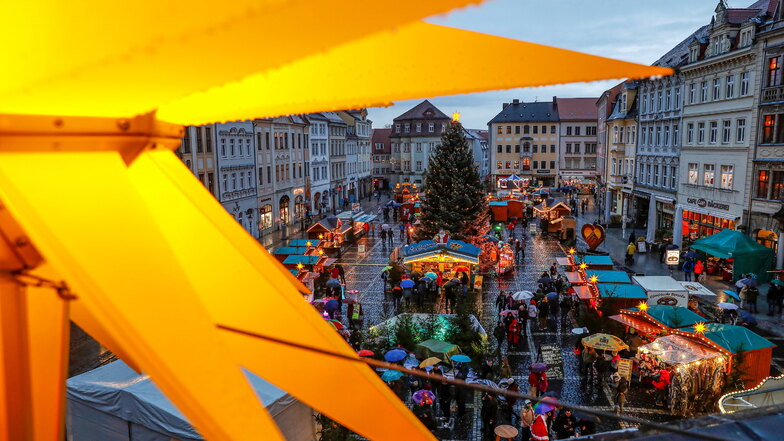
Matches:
[689,46,700,63]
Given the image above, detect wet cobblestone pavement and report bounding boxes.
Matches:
[279,197,681,439]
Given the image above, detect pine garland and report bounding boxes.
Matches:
[416,120,490,244]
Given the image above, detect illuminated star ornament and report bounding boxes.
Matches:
[296,263,305,270]
[694,322,707,334]
[568,248,576,254]
[589,275,600,283]
[579,262,588,270]
[638,302,648,312]
[452,112,461,122]
[306,241,312,247]
[0,1,671,440]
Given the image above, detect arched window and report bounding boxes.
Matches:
[294,195,304,219]
[756,229,778,252]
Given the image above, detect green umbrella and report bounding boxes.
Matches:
[381,266,392,271]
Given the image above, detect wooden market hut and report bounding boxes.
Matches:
[507,199,524,219]
[533,198,571,221]
[306,217,353,251]
[675,323,775,388]
[580,255,614,270]
[489,201,508,222]
[402,240,481,275]
[271,246,308,263]
[282,254,323,271]
[596,283,647,314]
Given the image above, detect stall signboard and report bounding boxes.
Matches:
[351,203,361,214]
[539,344,564,379]
[666,250,680,265]
[358,244,366,256]
[636,241,647,253]
[647,290,688,307]
[473,275,483,291]
[529,223,537,234]
[617,358,632,382]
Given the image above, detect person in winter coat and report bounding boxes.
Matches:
[652,369,671,406]
[530,411,550,441]
[437,378,453,422]
[528,300,539,325]
[520,400,535,441]
[507,318,521,347]
[538,297,550,331]
[682,259,694,282]
[494,321,506,355]
[480,393,498,437]
[614,376,629,414]
[768,282,783,316]
[496,291,507,313]
[694,260,705,283]
[553,409,577,439]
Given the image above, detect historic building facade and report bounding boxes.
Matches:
[389,100,451,187]
[371,128,392,190]
[603,82,638,225]
[488,100,560,188]
[676,2,767,247]
[307,113,331,216]
[555,97,599,189]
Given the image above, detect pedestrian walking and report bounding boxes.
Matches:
[388,229,394,247]
[336,263,346,284]
[507,317,521,351]
[553,409,577,439]
[538,297,550,331]
[380,229,387,246]
[493,321,506,355]
[613,375,628,414]
[399,223,405,240]
[743,285,759,313]
[530,411,551,441]
[496,291,506,313]
[768,281,783,316]
[625,241,636,266]
[480,393,497,438]
[682,259,694,282]
[520,400,534,441]
[694,259,705,283]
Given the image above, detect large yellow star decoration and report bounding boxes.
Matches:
[0,1,671,440]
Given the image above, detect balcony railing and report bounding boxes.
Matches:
[762,85,784,104]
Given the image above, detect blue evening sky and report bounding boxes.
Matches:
[368,0,732,129]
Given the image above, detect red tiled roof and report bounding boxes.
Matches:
[727,8,762,23]
[393,99,450,121]
[371,128,392,153]
[556,97,599,120]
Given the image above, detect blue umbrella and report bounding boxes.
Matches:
[325,299,340,311]
[546,292,558,300]
[740,310,758,326]
[400,279,415,289]
[450,354,471,363]
[722,290,741,302]
[381,370,404,382]
[384,348,408,362]
[326,278,341,288]
[424,271,438,280]
[684,251,698,259]
[741,278,759,288]
[385,200,395,207]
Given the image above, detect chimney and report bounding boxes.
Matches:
[502,102,510,109]
[512,99,520,104]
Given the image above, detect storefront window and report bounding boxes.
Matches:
[279,195,290,225]
[763,115,776,143]
[522,158,530,171]
[259,204,272,230]
[758,170,770,198]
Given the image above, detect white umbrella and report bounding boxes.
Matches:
[512,291,533,301]
[718,302,739,310]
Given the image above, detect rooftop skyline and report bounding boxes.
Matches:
[368,0,730,129]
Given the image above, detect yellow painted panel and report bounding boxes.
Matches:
[0,0,483,118]
[129,150,435,441]
[158,22,672,125]
[0,152,282,441]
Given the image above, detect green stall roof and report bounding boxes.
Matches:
[581,255,614,266]
[282,255,321,265]
[683,323,775,353]
[289,269,299,276]
[627,305,704,328]
[272,246,307,255]
[489,201,508,206]
[586,270,631,284]
[597,283,646,299]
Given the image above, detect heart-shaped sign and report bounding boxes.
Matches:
[581,224,606,250]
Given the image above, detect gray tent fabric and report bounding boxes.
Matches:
[66,360,315,441]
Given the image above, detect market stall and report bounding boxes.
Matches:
[507,199,524,219]
[595,283,647,313]
[282,254,324,271]
[414,339,461,361]
[393,182,419,203]
[690,229,774,283]
[496,241,514,275]
[719,375,784,413]
[585,270,631,284]
[637,334,728,415]
[632,276,689,307]
[402,240,481,277]
[271,246,308,263]
[306,217,353,251]
[489,201,508,222]
[580,255,614,270]
[533,198,571,221]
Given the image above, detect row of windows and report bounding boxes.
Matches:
[496,143,557,154]
[612,126,636,144]
[496,159,555,170]
[564,126,597,136]
[686,163,734,190]
[182,127,213,154]
[392,142,437,153]
[222,171,255,193]
[394,122,446,133]
[564,143,597,154]
[640,87,681,114]
[497,124,557,135]
[220,136,253,157]
[640,124,679,148]
[636,163,678,190]
[686,72,750,105]
[762,113,784,144]
[562,158,597,170]
[757,169,784,200]
[610,158,634,177]
[685,119,746,145]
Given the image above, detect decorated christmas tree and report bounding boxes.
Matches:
[416,115,490,244]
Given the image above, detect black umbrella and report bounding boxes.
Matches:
[537,276,552,284]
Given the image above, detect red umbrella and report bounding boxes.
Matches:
[328,319,344,330]
[454,265,469,272]
[357,349,375,357]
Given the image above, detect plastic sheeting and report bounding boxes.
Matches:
[638,335,722,365]
[67,360,314,441]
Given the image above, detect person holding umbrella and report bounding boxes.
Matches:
[553,409,576,439]
[507,317,521,351]
[530,407,552,441]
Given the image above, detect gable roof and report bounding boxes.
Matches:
[556,97,598,120]
[653,25,711,68]
[488,101,559,124]
[394,99,450,121]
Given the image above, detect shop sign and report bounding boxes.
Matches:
[536,169,551,174]
[686,197,729,211]
[665,250,680,265]
[647,290,688,307]
[529,223,537,234]
[617,359,633,382]
[539,344,564,379]
[357,244,366,256]
[351,203,361,213]
[405,242,443,255]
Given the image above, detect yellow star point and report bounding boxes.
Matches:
[589,275,599,283]
[638,302,648,312]
[452,112,461,122]
[579,262,588,270]
[694,322,707,334]
[568,248,576,254]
